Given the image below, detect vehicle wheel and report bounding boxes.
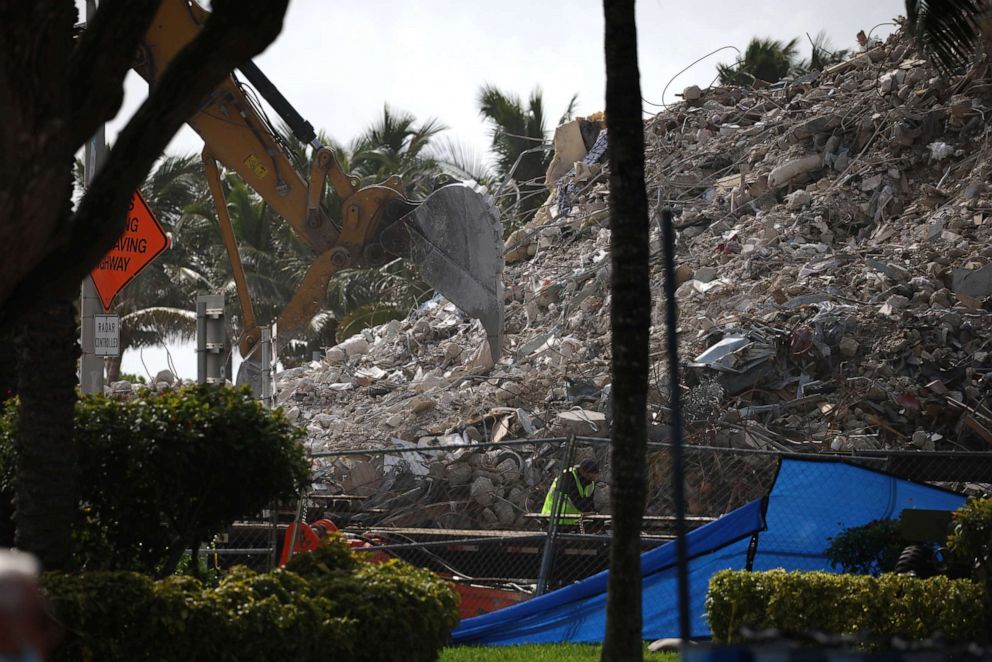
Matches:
[894,544,935,578]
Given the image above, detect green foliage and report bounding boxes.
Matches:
[718,37,801,86]
[42,569,356,662]
[706,569,987,645]
[287,540,461,662]
[325,261,433,337]
[804,31,849,72]
[947,496,992,623]
[477,84,576,228]
[907,0,983,75]
[117,373,147,385]
[440,644,678,661]
[948,497,992,577]
[336,303,412,341]
[0,385,309,575]
[283,533,361,575]
[824,519,908,576]
[43,539,459,662]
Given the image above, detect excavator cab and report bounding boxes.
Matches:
[137,0,504,392]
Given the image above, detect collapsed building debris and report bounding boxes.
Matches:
[279,23,992,527]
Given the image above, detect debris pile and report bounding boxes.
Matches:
[281,24,992,526]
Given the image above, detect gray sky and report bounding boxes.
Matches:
[117,0,905,379]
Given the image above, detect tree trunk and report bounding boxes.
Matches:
[0,0,288,573]
[601,1,651,660]
[106,354,122,383]
[14,299,79,569]
[0,325,17,401]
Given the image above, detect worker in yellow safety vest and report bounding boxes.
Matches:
[541,459,600,525]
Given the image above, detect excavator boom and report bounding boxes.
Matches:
[136,0,504,384]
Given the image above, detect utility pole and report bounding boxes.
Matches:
[79,0,105,395]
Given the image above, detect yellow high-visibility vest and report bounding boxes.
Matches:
[541,465,595,525]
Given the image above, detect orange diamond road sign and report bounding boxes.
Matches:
[90,190,170,311]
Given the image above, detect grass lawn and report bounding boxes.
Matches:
[440,643,678,661]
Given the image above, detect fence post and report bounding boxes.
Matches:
[268,506,279,571]
[536,435,576,595]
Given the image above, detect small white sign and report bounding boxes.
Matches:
[94,314,120,357]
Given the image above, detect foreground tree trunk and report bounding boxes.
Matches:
[1,0,289,568]
[0,325,17,401]
[601,1,651,660]
[14,300,79,569]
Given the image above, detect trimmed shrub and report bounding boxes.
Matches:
[287,540,461,662]
[42,539,458,662]
[824,519,908,576]
[43,569,355,662]
[0,385,310,574]
[706,569,986,645]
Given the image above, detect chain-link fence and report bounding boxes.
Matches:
[198,438,992,586]
[198,509,283,573]
[274,438,991,609]
[195,434,992,595]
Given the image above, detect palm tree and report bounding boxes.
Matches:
[428,136,495,186]
[207,175,307,327]
[185,108,471,366]
[478,85,577,227]
[271,112,467,354]
[906,0,986,75]
[349,105,448,198]
[717,37,802,86]
[803,31,850,72]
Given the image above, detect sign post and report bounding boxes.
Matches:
[80,3,105,397]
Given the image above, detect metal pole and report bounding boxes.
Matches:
[260,326,273,408]
[536,435,576,595]
[659,203,691,642]
[79,0,105,395]
[268,506,279,571]
[196,293,225,384]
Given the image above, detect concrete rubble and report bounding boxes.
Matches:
[280,24,992,528]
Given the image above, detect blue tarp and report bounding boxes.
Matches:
[451,457,967,646]
[452,497,765,645]
[752,458,966,573]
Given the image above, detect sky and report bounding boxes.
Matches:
[116,0,904,380]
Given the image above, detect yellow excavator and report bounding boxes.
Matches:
[135,0,504,388]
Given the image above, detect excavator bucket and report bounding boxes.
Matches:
[401,183,504,361]
[236,182,504,395]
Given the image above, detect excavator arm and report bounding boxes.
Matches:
[135,0,504,380]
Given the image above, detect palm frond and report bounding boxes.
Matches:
[120,306,197,349]
[558,94,579,126]
[429,137,496,184]
[907,0,983,74]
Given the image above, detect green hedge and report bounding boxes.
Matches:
[44,539,459,662]
[706,569,986,645]
[286,543,461,662]
[0,385,310,574]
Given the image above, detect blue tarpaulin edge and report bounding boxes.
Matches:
[451,457,968,646]
[452,496,766,644]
